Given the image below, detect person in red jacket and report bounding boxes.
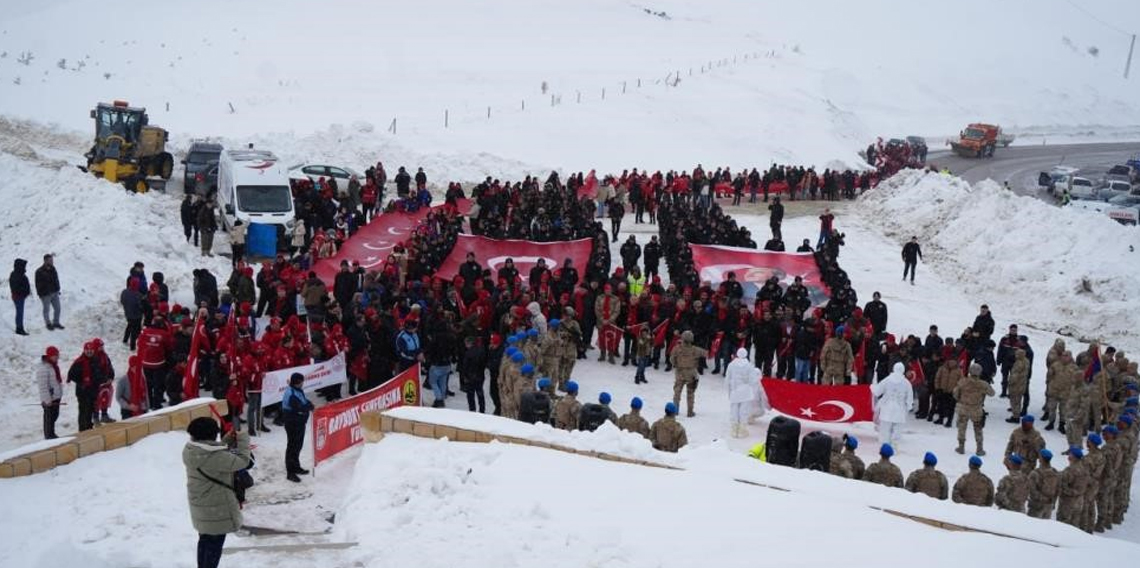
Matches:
[137,316,173,410]
[67,341,113,431]
[91,338,117,424]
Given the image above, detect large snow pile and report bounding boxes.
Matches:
[858,170,1140,353]
[0,153,231,449]
[337,434,1136,567]
[0,0,1138,176]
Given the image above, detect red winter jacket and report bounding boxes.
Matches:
[137,326,172,369]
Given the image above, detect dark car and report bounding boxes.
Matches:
[193,160,219,198]
[906,136,928,162]
[182,142,222,192]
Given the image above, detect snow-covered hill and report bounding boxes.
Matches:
[0,0,1138,176]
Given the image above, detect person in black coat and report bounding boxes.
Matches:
[863,292,888,339]
[180,194,200,246]
[642,237,661,279]
[119,278,144,350]
[193,269,219,309]
[972,305,995,340]
[34,254,63,330]
[459,253,483,286]
[9,258,30,335]
[768,197,784,240]
[619,236,641,273]
[459,336,487,413]
[901,236,922,284]
[394,166,412,198]
[333,261,359,314]
[556,258,579,298]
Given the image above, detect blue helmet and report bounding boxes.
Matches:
[1088,433,1103,446]
[845,435,858,450]
[565,380,579,394]
[630,397,643,410]
[507,335,519,345]
[923,452,937,466]
[969,456,983,468]
[665,402,678,415]
[1008,453,1024,466]
[879,444,894,458]
[1069,447,1085,459]
[505,346,519,357]
[527,328,539,338]
[599,392,612,405]
[520,363,535,375]
[549,318,561,328]
[537,378,552,390]
[511,351,525,363]
[1040,449,1053,461]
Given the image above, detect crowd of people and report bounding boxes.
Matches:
[9,156,1138,541]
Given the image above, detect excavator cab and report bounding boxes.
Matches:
[92,101,146,145]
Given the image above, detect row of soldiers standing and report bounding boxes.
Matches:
[492,316,690,453]
[828,399,1138,533]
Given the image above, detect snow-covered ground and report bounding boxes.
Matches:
[1,0,1139,179]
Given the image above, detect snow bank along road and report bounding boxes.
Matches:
[928,142,1139,196]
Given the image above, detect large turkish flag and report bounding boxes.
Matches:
[761,378,873,423]
[689,244,829,305]
[435,234,592,281]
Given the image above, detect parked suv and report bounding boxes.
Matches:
[182,141,223,192]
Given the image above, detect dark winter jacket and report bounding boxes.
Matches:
[34,262,60,297]
[902,241,922,263]
[120,286,144,321]
[193,270,220,308]
[9,259,30,301]
[863,300,888,335]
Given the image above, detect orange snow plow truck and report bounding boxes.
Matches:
[949,123,1012,158]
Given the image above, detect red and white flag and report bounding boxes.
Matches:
[761,378,873,423]
[600,323,622,352]
[183,315,209,401]
[435,234,593,281]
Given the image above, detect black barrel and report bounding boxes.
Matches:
[578,403,609,432]
[519,391,553,425]
[765,416,801,466]
[798,430,833,471]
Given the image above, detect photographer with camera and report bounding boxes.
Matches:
[183,416,252,568]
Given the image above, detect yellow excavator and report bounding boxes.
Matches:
[83,100,173,192]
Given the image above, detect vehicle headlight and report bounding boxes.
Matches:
[286,219,295,230]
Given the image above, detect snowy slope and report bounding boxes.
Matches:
[857,169,1140,354]
[0,153,232,449]
[0,0,1138,177]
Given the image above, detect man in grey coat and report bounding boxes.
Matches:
[183,417,251,568]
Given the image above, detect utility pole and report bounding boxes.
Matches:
[1126,34,1136,79]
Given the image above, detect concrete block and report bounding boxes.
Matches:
[0,462,14,478]
[360,411,382,436]
[77,434,105,457]
[147,414,172,435]
[54,443,79,466]
[474,432,495,443]
[379,414,394,433]
[9,458,31,477]
[101,424,129,450]
[392,418,414,435]
[436,425,458,440]
[124,421,151,446]
[411,422,436,439]
[28,450,57,473]
[455,429,478,443]
[169,409,192,431]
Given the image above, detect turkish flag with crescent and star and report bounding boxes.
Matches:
[435,234,593,281]
[313,199,471,285]
[689,244,830,305]
[760,378,873,423]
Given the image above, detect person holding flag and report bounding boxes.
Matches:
[183,308,211,402]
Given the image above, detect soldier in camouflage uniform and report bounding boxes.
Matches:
[1057,448,1088,529]
[1005,349,1030,422]
[1004,415,1045,472]
[994,453,1030,513]
[1027,449,1060,519]
[864,443,904,488]
[1043,351,1074,431]
[669,331,708,417]
[1096,426,1124,532]
[1063,377,1092,447]
[513,363,537,414]
[522,328,541,363]
[538,321,562,384]
[830,435,866,480]
[820,333,853,386]
[1113,413,1136,524]
[649,402,688,452]
[553,381,581,431]
[905,452,949,500]
[952,455,995,507]
[953,363,994,456]
[1079,434,1105,533]
[557,308,582,390]
[616,397,650,438]
[499,351,525,419]
[1045,339,1066,369]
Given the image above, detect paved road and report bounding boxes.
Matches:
[927,142,1139,197]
